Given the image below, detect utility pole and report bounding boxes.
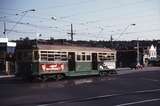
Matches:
[110,35,113,48]
[3,21,6,37]
[137,38,140,66]
[67,24,75,41]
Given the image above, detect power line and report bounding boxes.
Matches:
[59,0,147,19]
[0,18,69,34]
[0,8,24,11]
[6,29,36,34]
[0,11,19,17]
[6,9,35,34]
[6,12,27,34]
[1,7,158,31]
[39,0,95,10]
[76,29,160,36]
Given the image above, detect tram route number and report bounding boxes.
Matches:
[41,64,64,71]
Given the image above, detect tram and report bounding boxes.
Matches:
[15,42,117,80]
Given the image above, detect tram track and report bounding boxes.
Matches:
[40,88,160,106]
[10,88,160,106]
[2,70,160,106]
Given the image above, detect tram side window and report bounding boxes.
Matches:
[77,55,81,61]
[76,52,91,61]
[109,54,114,60]
[48,51,54,61]
[98,53,114,61]
[61,52,67,61]
[41,54,47,61]
[48,54,54,61]
[86,55,90,60]
[98,53,104,61]
[40,51,47,61]
[82,52,85,61]
[40,51,67,61]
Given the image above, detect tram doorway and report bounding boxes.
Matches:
[68,52,76,71]
[92,53,98,70]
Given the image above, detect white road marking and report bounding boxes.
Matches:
[142,78,159,82]
[115,98,160,106]
[38,105,48,106]
[135,88,160,93]
[76,89,160,103]
[36,88,160,106]
[0,75,15,78]
[74,79,93,85]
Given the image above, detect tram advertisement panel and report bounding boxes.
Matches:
[41,63,64,72]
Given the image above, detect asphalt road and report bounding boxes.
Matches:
[0,68,160,106]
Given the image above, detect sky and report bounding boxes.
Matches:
[0,0,160,41]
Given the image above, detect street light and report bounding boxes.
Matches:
[6,9,36,35]
[137,38,140,66]
[51,16,57,21]
[114,24,136,49]
[0,16,7,37]
[22,9,36,13]
[117,24,136,39]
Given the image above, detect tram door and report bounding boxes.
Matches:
[92,53,98,70]
[68,52,76,71]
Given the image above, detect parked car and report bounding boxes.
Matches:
[129,63,143,70]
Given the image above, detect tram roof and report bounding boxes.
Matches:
[37,44,116,52]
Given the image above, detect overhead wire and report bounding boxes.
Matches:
[0,8,24,11]
[6,12,28,34]
[59,0,147,20]
[38,0,96,10]
[1,0,159,40]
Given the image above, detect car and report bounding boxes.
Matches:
[129,63,143,70]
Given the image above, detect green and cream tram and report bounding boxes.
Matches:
[15,43,117,80]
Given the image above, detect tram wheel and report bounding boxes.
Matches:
[99,71,108,77]
[41,75,49,82]
[112,70,117,74]
[56,74,64,80]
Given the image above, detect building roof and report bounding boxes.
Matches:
[0,38,8,43]
[7,42,16,47]
[0,38,16,47]
[37,44,116,52]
